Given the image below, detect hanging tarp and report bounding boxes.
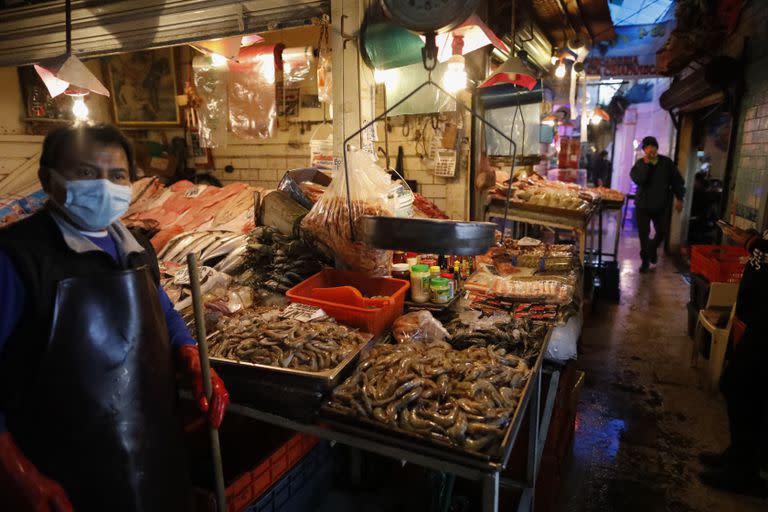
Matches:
[0,0,329,67]
[585,21,675,78]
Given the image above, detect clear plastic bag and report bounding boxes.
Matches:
[301,148,393,276]
[317,49,332,104]
[392,310,449,344]
[282,47,313,86]
[193,55,228,148]
[228,45,277,139]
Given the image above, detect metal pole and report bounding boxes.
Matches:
[187,253,227,512]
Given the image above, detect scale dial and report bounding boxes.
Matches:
[380,0,480,34]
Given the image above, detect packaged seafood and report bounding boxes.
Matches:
[301,148,394,276]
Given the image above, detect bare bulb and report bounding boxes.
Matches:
[590,114,602,125]
[211,53,228,67]
[72,97,89,121]
[443,55,467,93]
[555,62,566,79]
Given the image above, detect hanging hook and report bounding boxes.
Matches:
[430,114,440,131]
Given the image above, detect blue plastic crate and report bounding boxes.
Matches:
[246,441,333,512]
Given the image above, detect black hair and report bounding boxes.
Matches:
[641,136,659,149]
[599,150,608,157]
[39,123,136,180]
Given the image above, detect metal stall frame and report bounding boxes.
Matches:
[228,358,562,512]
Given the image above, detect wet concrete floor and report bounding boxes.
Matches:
[557,230,766,512]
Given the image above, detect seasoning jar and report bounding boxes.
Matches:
[421,254,438,267]
[406,252,419,268]
[391,263,410,281]
[410,264,431,303]
[392,251,406,265]
[429,265,441,280]
[430,277,451,304]
[440,272,455,299]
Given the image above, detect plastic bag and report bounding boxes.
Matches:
[317,48,332,104]
[281,47,312,86]
[301,148,393,276]
[392,311,449,344]
[193,55,228,148]
[228,45,277,139]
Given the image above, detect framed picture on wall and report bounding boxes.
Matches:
[106,48,180,126]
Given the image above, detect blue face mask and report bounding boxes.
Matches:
[51,172,132,231]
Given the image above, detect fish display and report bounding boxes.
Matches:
[209,310,368,372]
[444,311,547,364]
[244,226,331,293]
[157,230,249,272]
[327,341,530,455]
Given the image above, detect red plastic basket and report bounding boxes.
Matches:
[286,269,410,335]
[690,245,749,283]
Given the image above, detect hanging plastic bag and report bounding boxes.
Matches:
[228,45,277,139]
[301,148,393,276]
[192,55,228,148]
[281,46,313,86]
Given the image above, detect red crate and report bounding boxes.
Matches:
[690,245,748,283]
[286,269,410,335]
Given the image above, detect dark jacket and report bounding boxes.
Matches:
[630,155,685,211]
[0,209,160,413]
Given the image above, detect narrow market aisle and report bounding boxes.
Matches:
[558,231,766,512]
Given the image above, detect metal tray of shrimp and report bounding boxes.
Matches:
[319,329,552,471]
[209,333,377,393]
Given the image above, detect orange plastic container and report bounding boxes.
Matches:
[286,269,410,335]
[690,245,748,283]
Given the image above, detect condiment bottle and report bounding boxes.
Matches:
[429,265,441,280]
[406,252,419,268]
[430,277,451,304]
[393,251,406,265]
[391,263,410,281]
[440,272,455,299]
[410,264,431,303]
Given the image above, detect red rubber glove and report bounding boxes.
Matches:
[178,344,230,429]
[0,432,73,512]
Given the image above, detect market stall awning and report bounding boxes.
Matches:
[0,0,329,67]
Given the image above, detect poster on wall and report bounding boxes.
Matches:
[106,48,180,126]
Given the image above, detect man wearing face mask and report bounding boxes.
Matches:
[0,124,229,511]
[630,136,685,273]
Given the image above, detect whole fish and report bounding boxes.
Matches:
[163,232,210,262]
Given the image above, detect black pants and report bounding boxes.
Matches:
[636,208,667,264]
[719,324,768,472]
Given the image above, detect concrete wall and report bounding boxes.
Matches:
[722,0,768,230]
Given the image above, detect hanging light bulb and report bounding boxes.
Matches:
[443,55,467,93]
[590,113,602,125]
[373,68,397,88]
[554,61,567,79]
[210,53,228,67]
[71,95,88,121]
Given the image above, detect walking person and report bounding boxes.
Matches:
[630,136,685,273]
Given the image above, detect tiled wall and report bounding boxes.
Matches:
[726,0,768,230]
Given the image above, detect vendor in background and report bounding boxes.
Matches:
[629,136,685,273]
[0,124,229,511]
[699,223,768,495]
[594,150,612,188]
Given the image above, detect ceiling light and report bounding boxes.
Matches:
[590,113,602,125]
[71,95,89,121]
[479,53,537,90]
[442,55,467,93]
[555,61,567,79]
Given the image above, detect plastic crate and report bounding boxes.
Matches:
[286,269,409,335]
[190,417,320,512]
[246,441,334,512]
[690,245,749,283]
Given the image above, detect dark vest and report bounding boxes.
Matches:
[0,209,160,413]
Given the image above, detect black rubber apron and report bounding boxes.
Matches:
[11,267,190,511]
